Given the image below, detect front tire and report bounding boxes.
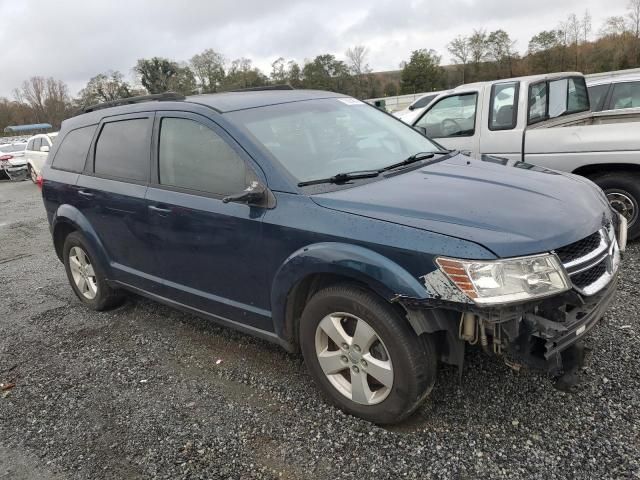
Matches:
[63,232,124,310]
[299,284,437,424]
[592,172,640,240]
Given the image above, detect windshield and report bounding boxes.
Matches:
[227,98,441,183]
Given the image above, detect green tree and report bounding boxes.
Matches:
[77,71,131,107]
[301,54,352,93]
[134,57,196,95]
[468,29,489,78]
[400,49,445,94]
[190,49,226,93]
[224,58,267,89]
[286,60,303,88]
[270,57,288,83]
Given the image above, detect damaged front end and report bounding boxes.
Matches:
[397,218,624,378]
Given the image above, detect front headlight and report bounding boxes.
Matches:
[436,254,570,305]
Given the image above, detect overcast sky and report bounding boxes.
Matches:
[0,0,628,98]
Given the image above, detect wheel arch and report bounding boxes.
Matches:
[271,242,429,349]
[572,163,640,178]
[51,204,112,277]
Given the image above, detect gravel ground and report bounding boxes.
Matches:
[0,179,639,480]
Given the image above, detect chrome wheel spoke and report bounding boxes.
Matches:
[352,319,377,352]
[85,264,95,277]
[77,276,87,294]
[350,369,373,404]
[317,350,347,375]
[318,315,351,348]
[363,354,393,388]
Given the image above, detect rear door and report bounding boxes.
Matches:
[144,111,271,331]
[75,113,157,290]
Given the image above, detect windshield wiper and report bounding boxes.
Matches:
[297,150,455,187]
[297,170,380,187]
[380,150,453,172]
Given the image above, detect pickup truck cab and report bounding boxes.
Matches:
[42,89,625,424]
[412,73,640,238]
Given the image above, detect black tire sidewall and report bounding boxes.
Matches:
[63,232,110,309]
[299,285,435,424]
[592,173,640,239]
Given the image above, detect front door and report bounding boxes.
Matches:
[144,112,271,332]
[413,92,479,155]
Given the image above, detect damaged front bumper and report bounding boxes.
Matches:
[399,268,618,376]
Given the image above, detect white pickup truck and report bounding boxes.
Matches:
[411,72,640,238]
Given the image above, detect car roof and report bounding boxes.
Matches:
[186,89,347,113]
[586,72,640,86]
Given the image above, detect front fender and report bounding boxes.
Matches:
[52,204,112,277]
[270,242,428,340]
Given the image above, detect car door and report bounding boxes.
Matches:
[74,113,157,290]
[145,111,271,331]
[413,92,480,155]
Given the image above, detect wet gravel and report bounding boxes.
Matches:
[0,179,639,479]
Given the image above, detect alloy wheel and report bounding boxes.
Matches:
[314,312,393,405]
[68,246,98,300]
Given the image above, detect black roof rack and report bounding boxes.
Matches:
[230,84,294,92]
[82,92,185,113]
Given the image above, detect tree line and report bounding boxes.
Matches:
[1,0,639,133]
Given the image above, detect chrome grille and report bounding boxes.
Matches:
[555,225,619,296]
[555,231,602,264]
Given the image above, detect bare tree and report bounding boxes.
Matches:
[13,76,71,127]
[566,13,582,68]
[447,35,470,83]
[600,15,627,36]
[629,0,640,37]
[582,10,592,43]
[468,29,488,78]
[345,45,371,98]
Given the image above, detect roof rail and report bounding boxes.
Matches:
[230,84,294,92]
[82,92,186,113]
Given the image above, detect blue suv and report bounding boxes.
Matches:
[42,89,626,424]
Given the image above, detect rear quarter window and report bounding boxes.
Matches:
[51,125,97,172]
[94,118,151,182]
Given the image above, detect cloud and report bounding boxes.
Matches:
[0,0,626,97]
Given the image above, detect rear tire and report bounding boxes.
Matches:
[592,172,640,240]
[299,283,437,424]
[63,232,125,311]
[28,165,37,183]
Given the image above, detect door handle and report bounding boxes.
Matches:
[77,190,94,197]
[148,205,172,214]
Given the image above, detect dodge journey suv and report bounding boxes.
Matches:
[41,89,626,424]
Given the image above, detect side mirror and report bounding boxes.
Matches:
[413,125,427,136]
[40,145,50,153]
[223,181,266,205]
[408,105,415,111]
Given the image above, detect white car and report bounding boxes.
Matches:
[0,142,28,180]
[24,132,58,183]
[393,91,443,124]
[587,71,640,113]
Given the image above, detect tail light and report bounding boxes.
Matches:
[36,174,44,190]
[0,154,13,161]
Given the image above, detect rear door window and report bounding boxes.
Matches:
[609,81,640,110]
[32,138,42,151]
[158,117,247,196]
[51,125,97,172]
[26,139,35,151]
[587,84,609,111]
[94,118,152,182]
[489,82,518,130]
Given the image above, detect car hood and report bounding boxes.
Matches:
[311,154,612,258]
